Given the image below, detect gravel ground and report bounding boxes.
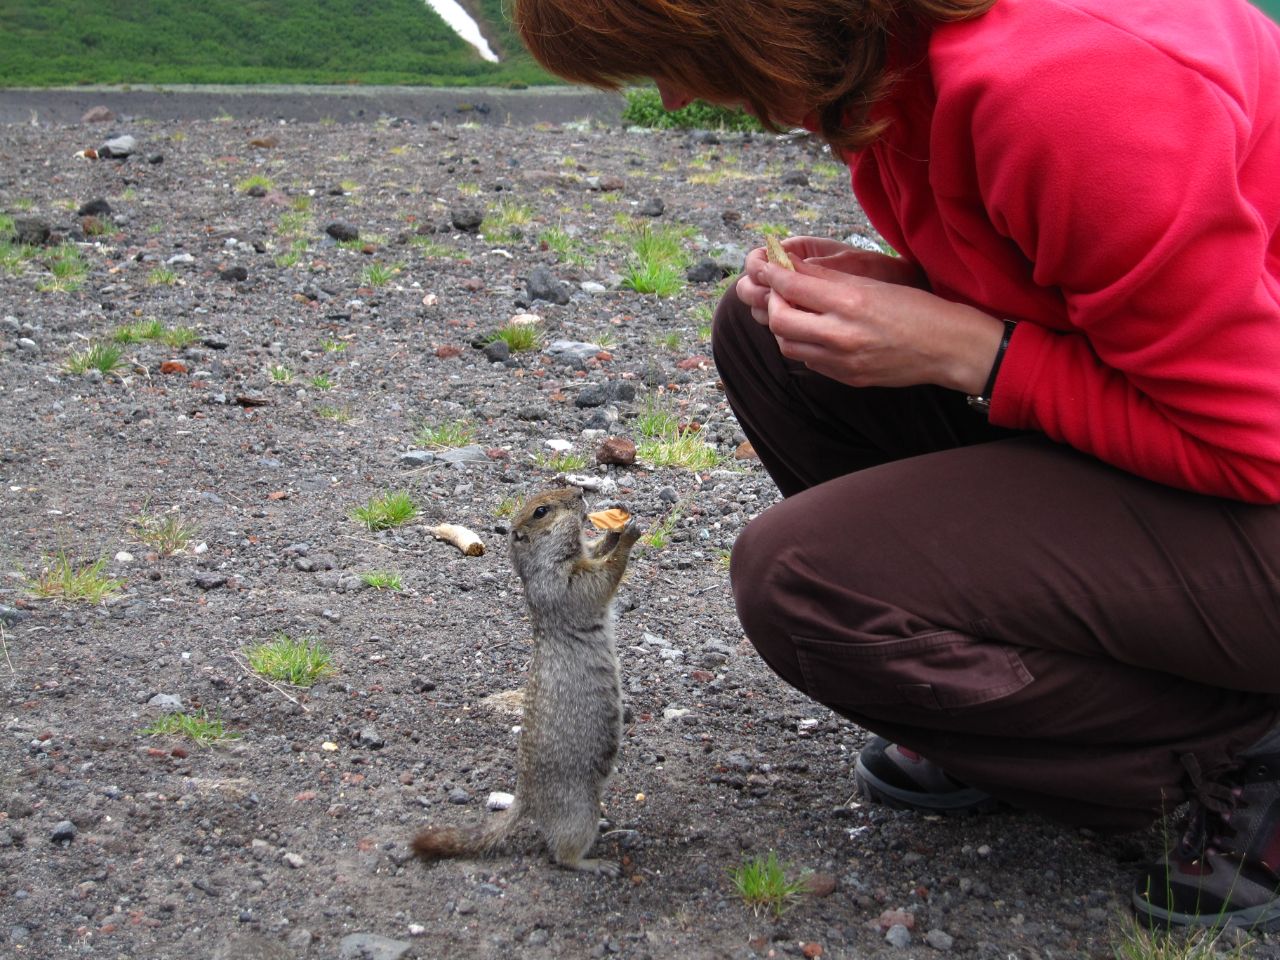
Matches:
[0,98,1224,960]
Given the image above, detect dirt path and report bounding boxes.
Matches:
[0,85,624,126]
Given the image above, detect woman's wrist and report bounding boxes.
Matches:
[965,320,1017,413]
[941,308,1010,397]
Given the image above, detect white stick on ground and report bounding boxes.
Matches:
[427,523,485,556]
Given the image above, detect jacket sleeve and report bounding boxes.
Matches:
[950,15,1280,502]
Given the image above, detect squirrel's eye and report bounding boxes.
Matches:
[532,505,549,519]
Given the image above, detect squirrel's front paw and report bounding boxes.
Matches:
[619,518,642,546]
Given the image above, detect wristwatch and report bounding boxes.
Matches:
[966,320,1017,414]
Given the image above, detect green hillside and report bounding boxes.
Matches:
[0,0,553,87]
[1255,0,1280,19]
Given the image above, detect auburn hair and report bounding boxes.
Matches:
[512,0,996,153]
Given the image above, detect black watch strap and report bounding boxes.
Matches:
[966,319,1017,414]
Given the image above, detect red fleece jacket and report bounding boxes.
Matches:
[850,0,1280,501]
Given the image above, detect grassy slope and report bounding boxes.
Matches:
[0,0,553,87]
[1255,0,1280,20]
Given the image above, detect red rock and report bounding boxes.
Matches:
[803,873,838,897]
[435,344,463,359]
[676,354,712,370]
[596,436,636,466]
[294,790,317,802]
[802,944,824,958]
[734,440,758,460]
[170,747,189,759]
[159,360,188,375]
[878,909,915,931]
[690,670,715,683]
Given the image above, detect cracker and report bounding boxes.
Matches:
[587,507,631,531]
[765,234,795,270]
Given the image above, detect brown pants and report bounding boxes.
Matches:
[713,285,1280,829]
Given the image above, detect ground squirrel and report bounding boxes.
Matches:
[412,487,641,875]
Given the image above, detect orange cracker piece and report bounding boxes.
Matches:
[588,507,631,531]
[765,234,795,270]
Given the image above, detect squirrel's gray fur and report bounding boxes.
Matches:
[411,487,640,875]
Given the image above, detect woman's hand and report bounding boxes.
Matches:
[751,255,1007,395]
[735,236,926,327]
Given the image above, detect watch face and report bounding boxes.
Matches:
[966,395,991,413]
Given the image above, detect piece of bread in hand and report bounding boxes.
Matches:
[765,234,794,270]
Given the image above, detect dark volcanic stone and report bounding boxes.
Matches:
[325,222,360,242]
[526,265,570,305]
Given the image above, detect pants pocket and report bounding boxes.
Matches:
[793,630,1033,713]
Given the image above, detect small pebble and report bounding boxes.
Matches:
[885,924,912,948]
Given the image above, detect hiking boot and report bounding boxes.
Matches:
[854,735,997,814]
[1134,753,1280,930]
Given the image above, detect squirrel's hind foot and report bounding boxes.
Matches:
[560,856,621,877]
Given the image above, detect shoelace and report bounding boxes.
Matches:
[1177,754,1244,860]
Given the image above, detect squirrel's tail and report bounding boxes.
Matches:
[412,804,520,862]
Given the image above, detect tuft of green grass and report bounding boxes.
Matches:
[360,570,403,591]
[268,364,293,384]
[494,497,520,519]
[235,174,274,194]
[65,341,126,376]
[351,490,419,531]
[142,710,238,745]
[320,337,348,353]
[38,245,88,292]
[113,320,197,347]
[0,213,14,240]
[656,331,682,351]
[482,200,535,244]
[408,236,464,259]
[308,373,335,390]
[621,225,689,297]
[638,427,722,471]
[487,321,543,353]
[642,504,682,549]
[415,420,476,449]
[113,318,165,343]
[245,633,335,687]
[26,552,123,604]
[1114,916,1252,960]
[360,262,401,287]
[275,237,309,268]
[534,450,589,472]
[276,211,312,240]
[728,851,808,920]
[148,267,178,286]
[133,510,196,555]
[538,225,590,266]
[622,88,765,133]
[635,400,682,439]
[160,326,199,348]
[316,405,352,423]
[0,240,37,275]
[590,328,618,350]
